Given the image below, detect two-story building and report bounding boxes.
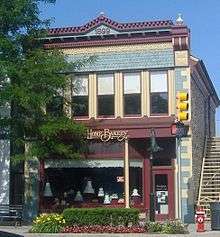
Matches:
[1,14,219,223]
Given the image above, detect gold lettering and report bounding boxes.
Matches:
[87,129,128,142]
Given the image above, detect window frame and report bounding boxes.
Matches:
[97,73,115,117]
[123,71,142,117]
[149,70,169,116]
[71,74,89,118]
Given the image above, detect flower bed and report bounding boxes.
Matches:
[31,209,187,234]
[31,213,65,233]
[62,225,146,233]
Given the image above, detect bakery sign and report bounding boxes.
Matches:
[87,129,128,142]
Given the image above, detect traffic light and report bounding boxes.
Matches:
[176,91,189,121]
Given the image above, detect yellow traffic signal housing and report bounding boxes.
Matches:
[176,92,188,101]
[176,102,188,111]
[176,92,189,121]
[178,111,189,121]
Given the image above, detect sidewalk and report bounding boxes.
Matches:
[1,223,220,237]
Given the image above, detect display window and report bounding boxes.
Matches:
[44,167,125,207]
[129,167,143,205]
[42,159,143,209]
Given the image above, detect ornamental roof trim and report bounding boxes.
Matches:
[48,14,174,36]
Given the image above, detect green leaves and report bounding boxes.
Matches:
[0,0,92,162]
[22,117,87,160]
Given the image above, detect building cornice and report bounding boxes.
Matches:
[48,15,173,36]
[44,35,173,49]
[44,15,189,50]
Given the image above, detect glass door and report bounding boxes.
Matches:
[153,169,174,221]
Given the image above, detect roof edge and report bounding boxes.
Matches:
[191,55,220,107]
[48,15,174,36]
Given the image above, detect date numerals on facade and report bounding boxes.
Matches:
[95,27,110,35]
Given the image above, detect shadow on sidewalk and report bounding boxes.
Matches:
[0,232,23,237]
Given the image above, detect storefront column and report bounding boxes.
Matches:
[143,157,150,211]
[124,138,130,208]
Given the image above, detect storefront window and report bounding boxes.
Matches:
[97,74,114,116]
[124,72,141,115]
[72,75,88,116]
[43,158,143,209]
[150,71,168,115]
[129,167,143,206]
[45,165,125,206]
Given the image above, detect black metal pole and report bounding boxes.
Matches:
[149,152,155,222]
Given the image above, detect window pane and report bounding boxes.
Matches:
[98,74,114,95]
[45,167,124,207]
[47,96,63,117]
[98,95,114,116]
[130,167,143,206]
[155,174,168,214]
[72,96,88,116]
[151,71,167,92]
[72,75,88,116]
[124,73,140,94]
[72,75,88,96]
[151,92,168,114]
[124,94,141,115]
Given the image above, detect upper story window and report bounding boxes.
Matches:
[150,71,168,115]
[72,75,88,116]
[47,96,63,117]
[124,72,141,115]
[97,74,114,116]
[46,88,64,117]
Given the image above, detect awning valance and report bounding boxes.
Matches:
[45,159,143,168]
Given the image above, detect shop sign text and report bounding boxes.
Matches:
[87,129,128,142]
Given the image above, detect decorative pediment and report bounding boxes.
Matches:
[86,24,119,37]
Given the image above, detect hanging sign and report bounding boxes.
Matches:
[87,129,128,142]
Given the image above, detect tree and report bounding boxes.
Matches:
[0,0,89,161]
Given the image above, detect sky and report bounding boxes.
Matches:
[39,0,220,135]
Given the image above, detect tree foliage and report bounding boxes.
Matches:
[0,0,89,161]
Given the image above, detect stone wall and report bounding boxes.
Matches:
[191,77,207,203]
[210,100,216,136]
[174,67,194,223]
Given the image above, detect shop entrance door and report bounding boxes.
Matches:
[153,168,174,221]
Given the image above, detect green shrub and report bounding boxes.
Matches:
[145,220,187,234]
[30,213,66,233]
[63,208,139,227]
